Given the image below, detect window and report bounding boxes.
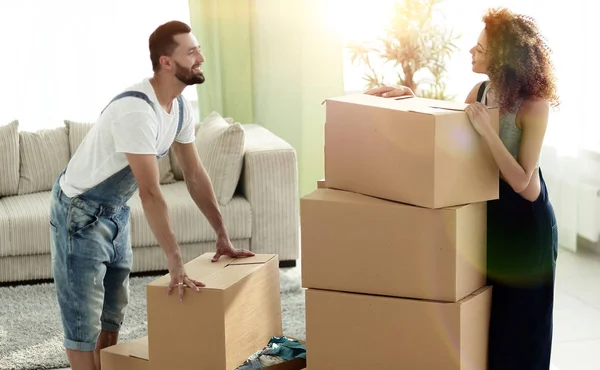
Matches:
[340,0,597,153]
[0,0,198,132]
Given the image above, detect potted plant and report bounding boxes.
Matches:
[347,0,460,100]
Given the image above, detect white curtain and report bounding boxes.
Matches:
[341,0,598,252]
[0,0,198,132]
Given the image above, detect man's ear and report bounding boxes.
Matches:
[159,55,172,71]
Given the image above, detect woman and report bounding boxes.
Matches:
[367,7,559,370]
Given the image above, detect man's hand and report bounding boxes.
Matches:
[166,254,205,302]
[212,235,255,262]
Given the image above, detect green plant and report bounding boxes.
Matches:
[347,0,461,100]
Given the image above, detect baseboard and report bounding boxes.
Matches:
[578,235,600,255]
[279,260,297,268]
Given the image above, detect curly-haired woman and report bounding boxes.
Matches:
[367,8,559,370]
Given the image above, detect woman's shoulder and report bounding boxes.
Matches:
[520,96,550,115]
[465,81,488,103]
[516,96,550,129]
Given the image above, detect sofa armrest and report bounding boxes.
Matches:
[240,124,300,261]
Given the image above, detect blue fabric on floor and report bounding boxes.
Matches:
[236,336,306,369]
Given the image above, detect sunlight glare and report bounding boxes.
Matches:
[325,0,396,42]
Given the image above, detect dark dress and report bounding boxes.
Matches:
[477,81,559,370]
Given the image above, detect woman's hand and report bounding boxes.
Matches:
[465,102,494,137]
[365,85,415,98]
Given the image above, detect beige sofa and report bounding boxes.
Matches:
[0,112,300,284]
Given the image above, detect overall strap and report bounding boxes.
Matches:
[476,81,488,103]
[100,91,154,114]
[176,95,184,137]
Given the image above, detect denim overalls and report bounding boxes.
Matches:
[49,91,184,351]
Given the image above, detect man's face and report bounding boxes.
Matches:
[170,33,205,85]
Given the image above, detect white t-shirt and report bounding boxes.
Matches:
[60,78,196,197]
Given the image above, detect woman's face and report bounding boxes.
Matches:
[470,29,490,74]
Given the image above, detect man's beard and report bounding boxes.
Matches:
[174,61,205,85]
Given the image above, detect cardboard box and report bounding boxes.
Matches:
[323,94,499,209]
[316,178,326,189]
[264,358,306,369]
[301,188,486,302]
[305,286,492,370]
[100,337,148,370]
[147,253,283,370]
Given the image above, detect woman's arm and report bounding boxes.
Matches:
[477,99,549,192]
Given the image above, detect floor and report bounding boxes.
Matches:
[55,247,599,370]
[550,247,600,370]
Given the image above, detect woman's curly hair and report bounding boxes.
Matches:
[483,7,560,112]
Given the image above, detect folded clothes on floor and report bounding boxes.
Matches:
[236,336,306,369]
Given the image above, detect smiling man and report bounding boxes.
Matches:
[48,21,253,370]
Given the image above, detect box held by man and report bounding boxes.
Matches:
[147,253,283,370]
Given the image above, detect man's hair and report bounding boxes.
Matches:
[149,21,192,72]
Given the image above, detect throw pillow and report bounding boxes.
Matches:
[18,126,70,195]
[0,120,20,196]
[170,122,201,181]
[64,120,93,155]
[195,111,245,205]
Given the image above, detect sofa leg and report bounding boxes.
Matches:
[279,260,296,268]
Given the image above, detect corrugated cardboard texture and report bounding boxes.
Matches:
[324,93,499,209]
[100,336,149,370]
[147,253,283,370]
[305,286,492,370]
[301,188,486,302]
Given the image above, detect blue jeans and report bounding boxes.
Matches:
[49,177,132,351]
[48,89,185,351]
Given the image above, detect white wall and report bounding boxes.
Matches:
[0,0,197,132]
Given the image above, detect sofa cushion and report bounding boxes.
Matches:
[0,191,51,257]
[64,120,176,185]
[0,202,10,255]
[195,112,245,205]
[0,181,252,256]
[18,127,70,195]
[170,122,201,181]
[127,181,251,248]
[0,121,20,197]
[64,120,93,156]
[157,154,176,185]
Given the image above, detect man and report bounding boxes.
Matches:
[49,20,253,370]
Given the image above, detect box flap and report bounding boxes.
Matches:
[103,336,149,361]
[227,254,276,266]
[457,285,491,304]
[147,253,224,287]
[324,93,470,115]
[323,93,411,111]
[147,253,276,291]
[415,98,469,111]
[303,188,472,212]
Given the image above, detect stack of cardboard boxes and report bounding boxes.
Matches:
[100,253,306,370]
[302,93,500,369]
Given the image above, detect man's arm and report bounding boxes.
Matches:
[171,141,227,238]
[125,153,182,261]
[171,141,254,261]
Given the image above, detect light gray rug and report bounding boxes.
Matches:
[0,267,305,370]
